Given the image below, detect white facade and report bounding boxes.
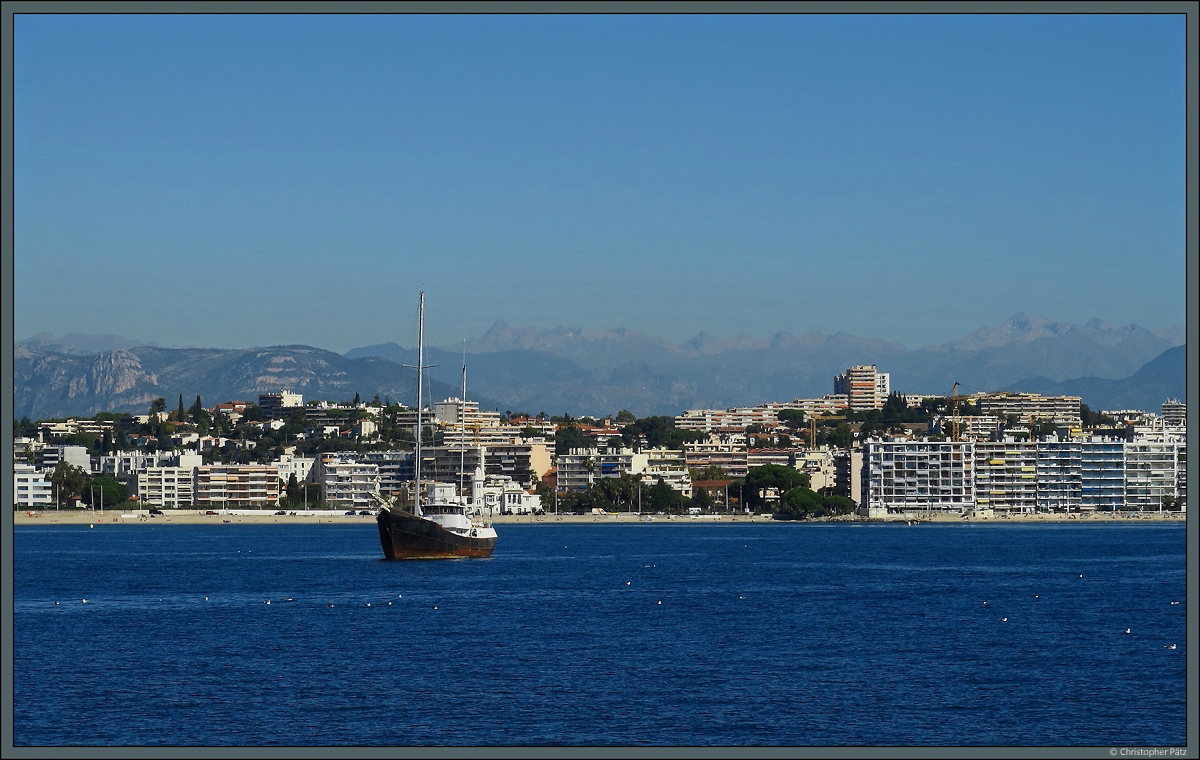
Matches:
[136,467,196,508]
[14,464,53,507]
[556,448,649,492]
[973,441,1038,514]
[315,455,380,510]
[1124,439,1181,511]
[862,440,975,517]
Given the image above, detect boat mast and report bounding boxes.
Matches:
[459,344,467,506]
[414,291,425,517]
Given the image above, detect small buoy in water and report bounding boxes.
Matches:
[54,601,59,605]
[626,582,631,586]
[366,603,371,607]
[1165,644,1176,650]
[328,604,334,608]
[433,606,438,610]
[388,602,392,606]
[1124,628,1131,634]
[81,599,88,604]
[1171,601,1180,605]
[1000,617,1007,622]
[89,524,94,529]
[265,600,271,605]
[398,594,402,598]
[204,597,208,601]
[657,601,662,605]
[1079,574,1084,578]
[1035,595,1039,599]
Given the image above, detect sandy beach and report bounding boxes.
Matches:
[12,508,1186,526]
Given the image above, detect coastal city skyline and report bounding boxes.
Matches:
[14,13,1186,353]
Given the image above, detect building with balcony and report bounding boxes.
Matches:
[195,465,280,508]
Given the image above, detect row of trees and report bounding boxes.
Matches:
[542,464,855,520]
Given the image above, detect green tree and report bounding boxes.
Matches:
[48,463,88,506]
[615,409,636,424]
[742,464,810,508]
[777,409,806,429]
[82,476,129,509]
[149,397,167,415]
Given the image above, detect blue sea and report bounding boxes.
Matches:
[12,522,1187,747]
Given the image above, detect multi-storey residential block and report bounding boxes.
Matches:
[1036,441,1083,512]
[1080,439,1125,512]
[314,455,379,510]
[931,415,1002,441]
[1160,399,1185,426]
[482,442,552,486]
[1124,439,1181,511]
[644,447,691,493]
[682,440,749,479]
[136,467,196,508]
[195,465,280,508]
[973,441,1038,514]
[358,451,414,498]
[258,391,304,418]
[835,365,886,411]
[14,464,53,508]
[556,448,649,492]
[37,445,92,473]
[977,392,1082,426]
[274,454,315,486]
[862,440,975,517]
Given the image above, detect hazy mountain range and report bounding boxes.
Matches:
[15,314,1186,421]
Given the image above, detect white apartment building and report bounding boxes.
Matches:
[643,447,691,494]
[136,467,196,508]
[1035,441,1082,512]
[1124,439,1182,512]
[835,365,886,411]
[977,392,1082,426]
[195,465,280,508]
[930,415,1002,441]
[862,440,975,517]
[1160,399,1185,426]
[258,391,304,417]
[14,464,53,508]
[38,444,92,473]
[314,454,380,510]
[275,454,316,485]
[556,448,649,492]
[973,441,1038,514]
[1080,439,1125,512]
[682,440,750,479]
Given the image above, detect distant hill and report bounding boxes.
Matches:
[16,314,1185,419]
[1005,345,1186,413]
[350,313,1185,416]
[13,344,505,420]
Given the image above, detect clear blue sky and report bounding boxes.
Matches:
[14,13,1187,352]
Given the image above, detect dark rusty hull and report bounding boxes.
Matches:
[376,508,496,560]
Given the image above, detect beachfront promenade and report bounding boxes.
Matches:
[12,509,1186,526]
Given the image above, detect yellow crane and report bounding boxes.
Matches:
[949,382,972,441]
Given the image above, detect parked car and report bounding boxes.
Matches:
[274,510,286,515]
[345,510,357,515]
[205,510,218,515]
[148,508,164,516]
[358,510,372,516]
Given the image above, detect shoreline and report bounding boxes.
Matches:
[11,509,1187,526]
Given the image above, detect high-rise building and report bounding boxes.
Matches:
[835,365,885,411]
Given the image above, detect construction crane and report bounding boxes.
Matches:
[949,382,972,441]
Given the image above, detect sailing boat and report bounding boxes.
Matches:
[375,292,498,559]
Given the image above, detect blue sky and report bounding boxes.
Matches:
[13,13,1187,352]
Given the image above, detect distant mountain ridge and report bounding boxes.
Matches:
[12,344,505,420]
[17,314,1185,419]
[1005,345,1186,413]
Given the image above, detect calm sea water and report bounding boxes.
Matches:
[12,521,1187,747]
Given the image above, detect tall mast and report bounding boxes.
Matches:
[459,344,467,505]
[414,291,425,517]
